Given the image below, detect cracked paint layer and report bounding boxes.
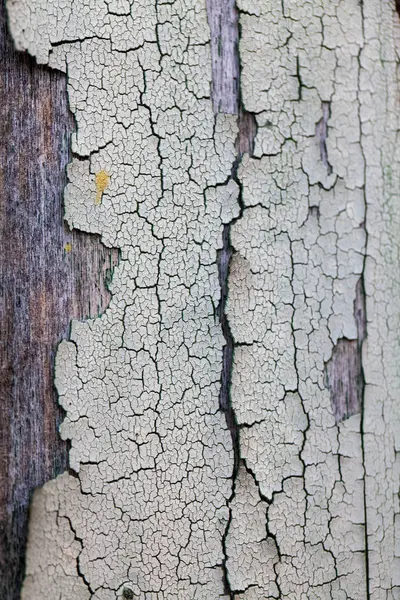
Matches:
[7,0,238,597]
[6,0,400,598]
[361,2,400,595]
[224,0,400,598]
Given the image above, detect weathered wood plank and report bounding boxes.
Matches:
[0,4,118,597]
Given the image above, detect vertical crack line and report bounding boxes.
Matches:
[63,515,94,598]
[207,0,258,596]
[216,109,257,597]
[217,222,239,600]
[315,101,333,175]
[359,273,370,600]
[217,225,240,476]
[357,3,370,592]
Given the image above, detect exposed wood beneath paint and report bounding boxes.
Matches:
[0,3,119,597]
[207,0,239,115]
[236,109,257,157]
[326,278,367,423]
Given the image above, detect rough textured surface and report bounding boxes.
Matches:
[0,3,119,597]
[4,0,400,598]
[361,2,400,594]
[224,0,400,598]
[6,0,237,597]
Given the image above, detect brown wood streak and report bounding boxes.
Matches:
[0,3,119,597]
[206,0,239,114]
[325,278,367,423]
[236,109,257,158]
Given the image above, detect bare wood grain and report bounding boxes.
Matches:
[326,278,366,423]
[0,3,119,597]
[207,0,239,115]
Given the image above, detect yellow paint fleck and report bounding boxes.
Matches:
[95,170,110,204]
[64,242,72,253]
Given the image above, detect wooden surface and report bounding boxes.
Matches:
[326,278,366,422]
[0,3,119,597]
[207,0,239,114]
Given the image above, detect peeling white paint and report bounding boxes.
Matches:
[361,1,400,595]
[8,1,237,597]
[6,0,400,598]
[225,0,400,597]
